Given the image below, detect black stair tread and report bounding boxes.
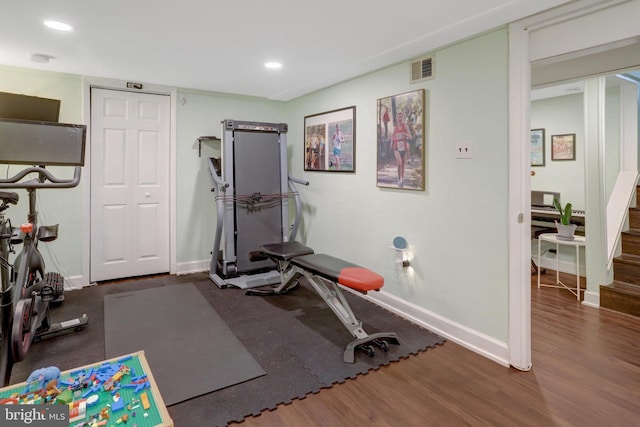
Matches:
[602,281,640,295]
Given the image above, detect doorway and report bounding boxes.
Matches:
[508,0,640,371]
[89,88,171,282]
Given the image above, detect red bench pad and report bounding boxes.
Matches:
[291,254,383,292]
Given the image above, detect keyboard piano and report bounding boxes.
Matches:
[531,206,586,227]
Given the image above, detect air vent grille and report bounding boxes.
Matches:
[410,55,434,83]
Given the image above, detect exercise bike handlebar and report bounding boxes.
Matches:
[0,165,82,189]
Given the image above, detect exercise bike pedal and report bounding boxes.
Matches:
[40,272,64,305]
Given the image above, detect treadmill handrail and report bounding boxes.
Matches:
[288,175,308,241]
[207,157,229,191]
[0,166,82,189]
[288,175,309,186]
[211,172,229,190]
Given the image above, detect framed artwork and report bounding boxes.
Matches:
[376,89,425,190]
[551,133,576,160]
[304,106,355,172]
[530,128,545,166]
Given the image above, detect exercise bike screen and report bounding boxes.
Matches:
[0,118,86,166]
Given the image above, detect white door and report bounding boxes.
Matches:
[90,88,170,282]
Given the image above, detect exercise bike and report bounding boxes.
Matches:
[0,166,89,385]
[0,190,18,386]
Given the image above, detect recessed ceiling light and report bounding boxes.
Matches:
[44,20,73,32]
[265,62,283,69]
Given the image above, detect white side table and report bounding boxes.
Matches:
[537,233,586,300]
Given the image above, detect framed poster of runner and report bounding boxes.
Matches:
[376,89,425,190]
[304,106,355,172]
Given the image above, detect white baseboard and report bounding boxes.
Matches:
[63,260,209,291]
[64,275,89,291]
[176,259,209,276]
[363,290,510,367]
[582,290,600,308]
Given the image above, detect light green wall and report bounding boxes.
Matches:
[286,28,509,340]
[0,27,510,342]
[531,93,586,210]
[0,66,85,282]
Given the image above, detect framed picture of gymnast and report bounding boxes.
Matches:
[304,106,356,172]
[376,89,425,190]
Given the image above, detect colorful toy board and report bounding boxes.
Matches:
[0,351,173,427]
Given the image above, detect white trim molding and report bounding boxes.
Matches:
[81,76,178,283]
[367,290,510,367]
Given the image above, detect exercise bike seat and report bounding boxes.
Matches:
[291,254,384,294]
[259,241,314,261]
[0,190,19,205]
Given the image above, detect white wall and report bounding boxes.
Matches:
[605,85,621,202]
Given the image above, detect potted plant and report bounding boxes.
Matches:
[553,198,577,239]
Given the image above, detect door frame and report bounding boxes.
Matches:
[82,77,178,284]
[508,0,639,370]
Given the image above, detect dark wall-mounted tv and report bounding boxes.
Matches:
[0,118,86,166]
[0,91,60,122]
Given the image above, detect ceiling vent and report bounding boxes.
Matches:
[410,54,434,84]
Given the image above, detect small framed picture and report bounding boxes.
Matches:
[530,128,545,166]
[551,134,576,160]
[304,106,355,172]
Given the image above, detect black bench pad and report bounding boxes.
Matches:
[291,254,384,292]
[259,241,314,261]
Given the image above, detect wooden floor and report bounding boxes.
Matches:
[236,270,640,427]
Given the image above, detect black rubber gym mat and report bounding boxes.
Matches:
[104,283,266,405]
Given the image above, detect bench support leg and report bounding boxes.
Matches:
[300,268,399,363]
[303,272,368,339]
[245,260,301,296]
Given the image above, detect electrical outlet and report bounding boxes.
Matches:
[456,141,472,159]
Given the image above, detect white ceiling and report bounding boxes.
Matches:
[1,1,572,101]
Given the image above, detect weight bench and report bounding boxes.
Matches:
[249,241,399,363]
